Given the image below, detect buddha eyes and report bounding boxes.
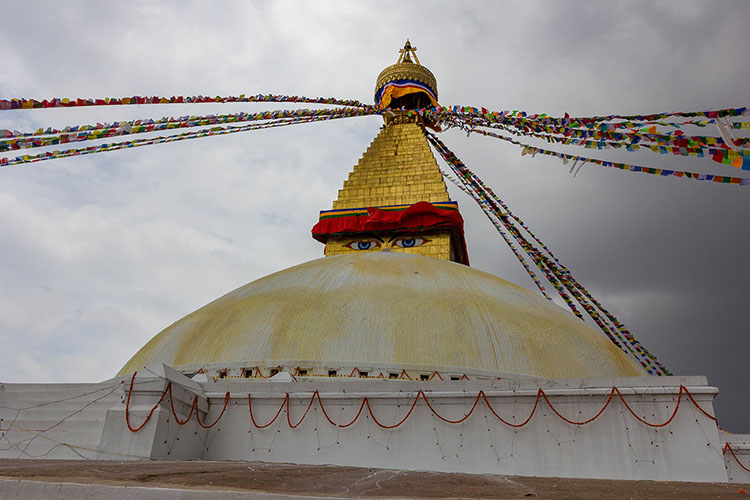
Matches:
[345,240,381,250]
[394,238,427,248]
[343,238,428,250]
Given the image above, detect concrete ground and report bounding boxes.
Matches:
[0,459,748,500]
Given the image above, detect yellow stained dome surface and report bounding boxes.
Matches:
[119,252,645,378]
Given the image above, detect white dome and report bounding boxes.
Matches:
[119,252,645,378]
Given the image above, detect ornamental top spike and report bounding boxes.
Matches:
[397,39,421,65]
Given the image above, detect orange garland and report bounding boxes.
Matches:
[724,443,750,473]
[540,388,614,426]
[125,372,168,432]
[246,385,716,430]
[126,371,230,432]
[126,372,718,435]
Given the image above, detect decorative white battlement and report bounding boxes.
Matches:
[1,365,735,482]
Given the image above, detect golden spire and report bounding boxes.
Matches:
[312,42,468,265]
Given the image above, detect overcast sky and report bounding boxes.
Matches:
[0,1,748,431]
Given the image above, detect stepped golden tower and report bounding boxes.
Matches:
[312,40,469,265]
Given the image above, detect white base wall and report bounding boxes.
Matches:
[0,380,123,459]
[197,375,726,482]
[0,366,733,483]
[720,430,750,483]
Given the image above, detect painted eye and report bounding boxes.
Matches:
[393,238,427,248]
[345,240,380,250]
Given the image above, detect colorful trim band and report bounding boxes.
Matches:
[318,201,459,220]
[376,79,438,109]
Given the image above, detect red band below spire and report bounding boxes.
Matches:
[312,201,469,265]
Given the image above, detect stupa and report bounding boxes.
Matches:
[117,40,640,381]
[0,42,747,483]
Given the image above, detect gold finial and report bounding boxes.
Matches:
[397,39,421,65]
[375,40,438,108]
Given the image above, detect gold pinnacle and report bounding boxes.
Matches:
[397,39,421,65]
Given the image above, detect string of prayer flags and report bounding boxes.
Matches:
[0,94,374,111]
[472,128,750,186]
[0,114,349,167]
[438,107,750,170]
[0,107,376,152]
[3,96,747,180]
[426,130,671,376]
[447,105,749,128]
